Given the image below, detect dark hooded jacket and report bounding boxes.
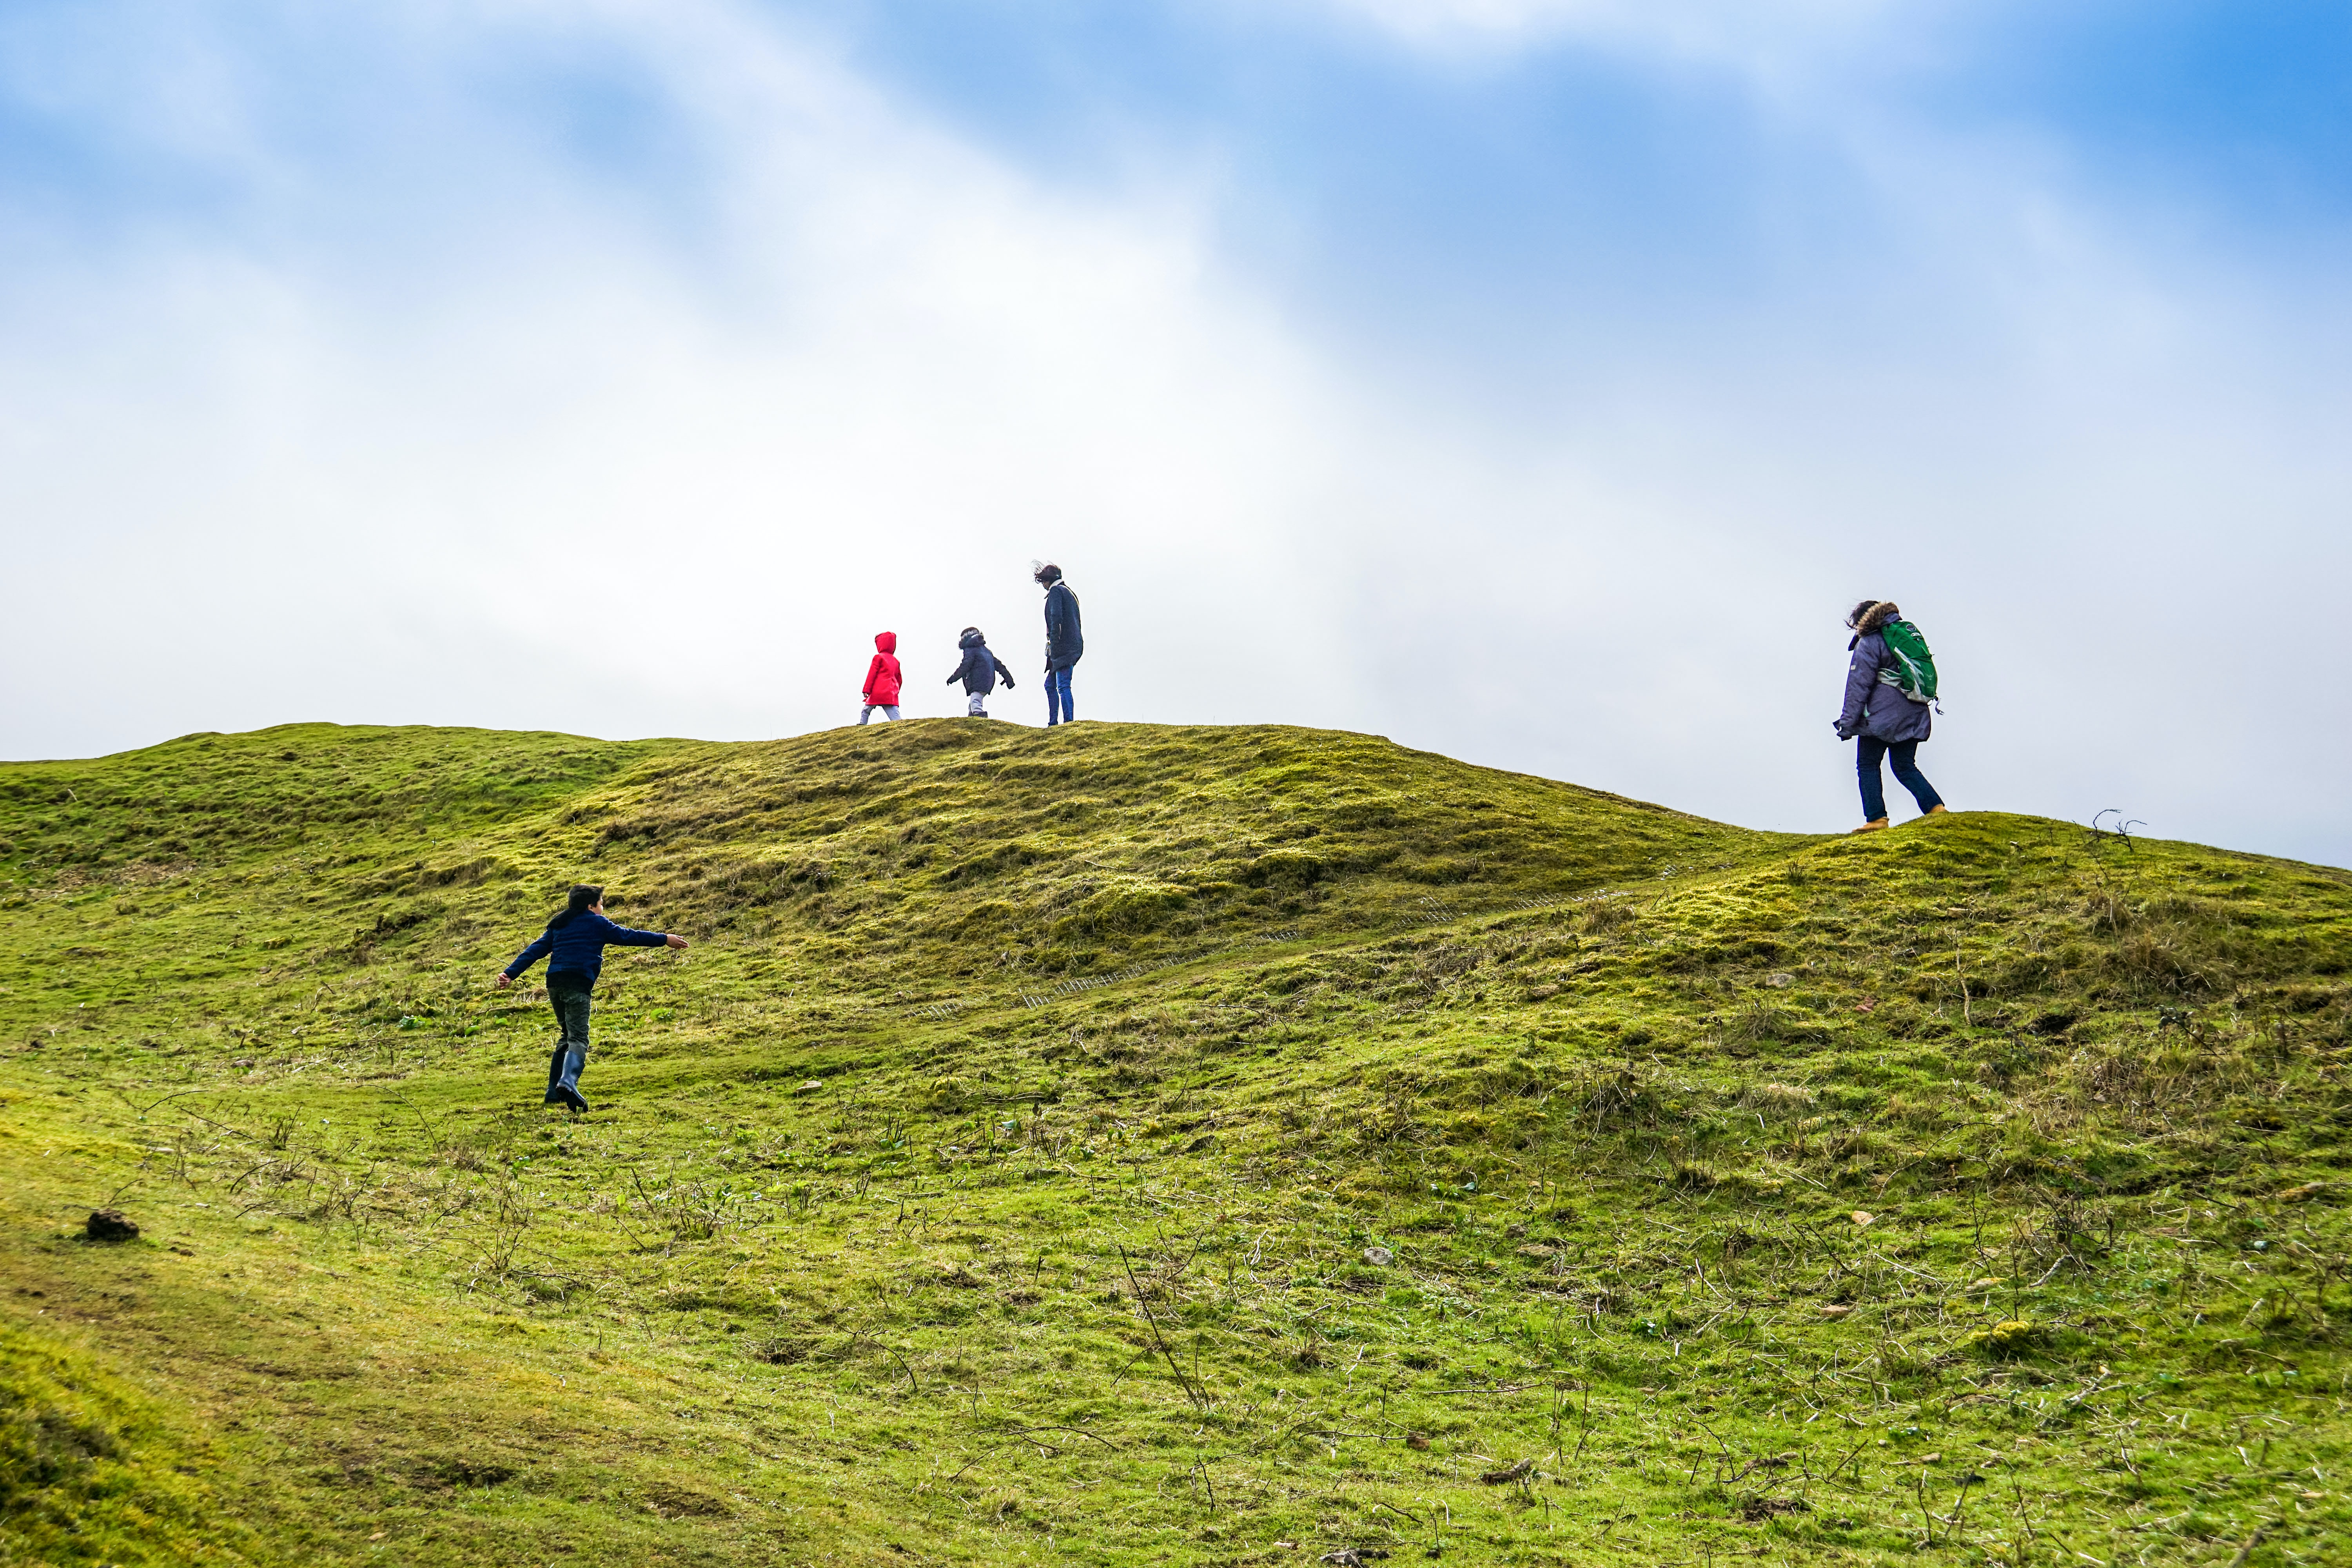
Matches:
[1043,581,1082,671]
[502,910,670,987]
[947,630,1014,695]
[1836,607,1933,744]
[862,632,902,706]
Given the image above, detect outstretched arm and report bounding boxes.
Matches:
[494,930,554,988]
[586,913,684,950]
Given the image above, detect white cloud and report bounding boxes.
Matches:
[1,0,1370,746]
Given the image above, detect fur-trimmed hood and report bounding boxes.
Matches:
[1847,600,1901,637]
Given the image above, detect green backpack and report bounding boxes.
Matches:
[1877,619,1939,706]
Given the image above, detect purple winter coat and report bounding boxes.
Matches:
[1836,626,1933,744]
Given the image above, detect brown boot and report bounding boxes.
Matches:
[1926,804,1949,815]
[1851,818,1890,834]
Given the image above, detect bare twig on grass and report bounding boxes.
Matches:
[888,1346,921,1396]
[107,1085,210,1118]
[1117,1243,1207,1409]
[999,1424,1119,1452]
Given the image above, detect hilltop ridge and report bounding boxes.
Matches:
[2,721,2349,1567]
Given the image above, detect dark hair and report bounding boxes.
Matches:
[546,883,603,931]
[1033,563,1062,585]
[1846,599,1898,633]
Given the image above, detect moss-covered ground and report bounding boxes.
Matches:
[2,719,2350,1566]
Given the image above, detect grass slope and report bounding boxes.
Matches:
[2,719,2350,1568]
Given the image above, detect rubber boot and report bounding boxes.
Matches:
[555,1046,590,1113]
[543,1046,568,1104]
[1851,818,1890,835]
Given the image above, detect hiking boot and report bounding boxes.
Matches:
[1851,818,1890,835]
[1926,804,1949,815]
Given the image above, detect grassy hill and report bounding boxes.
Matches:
[2,719,2349,1568]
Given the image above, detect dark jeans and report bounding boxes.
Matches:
[544,975,593,1099]
[1857,737,1943,822]
[1045,666,1074,725]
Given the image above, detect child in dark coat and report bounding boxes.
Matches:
[495,884,688,1113]
[946,627,1015,718]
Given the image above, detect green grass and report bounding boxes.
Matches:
[3,717,2350,1566]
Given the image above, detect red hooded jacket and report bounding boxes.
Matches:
[862,632,902,705]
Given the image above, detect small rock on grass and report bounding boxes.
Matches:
[1363,1246,1394,1267]
[85,1209,138,1242]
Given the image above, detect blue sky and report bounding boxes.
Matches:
[3,0,2348,863]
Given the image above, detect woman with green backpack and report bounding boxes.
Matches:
[1834,599,1947,833]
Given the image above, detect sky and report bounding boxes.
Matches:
[2,0,2348,863]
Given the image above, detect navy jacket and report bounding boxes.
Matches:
[1837,626,1933,744]
[1043,582,1083,671]
[947,632,1014,695]
[503,911,670,986]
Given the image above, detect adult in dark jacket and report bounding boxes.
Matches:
[495,884,688,1112]
[1835,599,1947,833]
[946,626,1014,718]
[1035,563,1082,726]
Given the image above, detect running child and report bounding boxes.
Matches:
[494,884,687,1112]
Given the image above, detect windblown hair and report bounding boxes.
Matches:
[1033,562,1063,585]
[1846,600,1900,635]
[546,884,604,932]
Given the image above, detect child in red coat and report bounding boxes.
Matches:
[860,632,903,723]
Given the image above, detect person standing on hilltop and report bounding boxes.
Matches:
[1835,599,1948,834]
[1036,562,1082,725]
[859,631,903,724]
[946,626,1014,718]
[494,884,687,1113]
